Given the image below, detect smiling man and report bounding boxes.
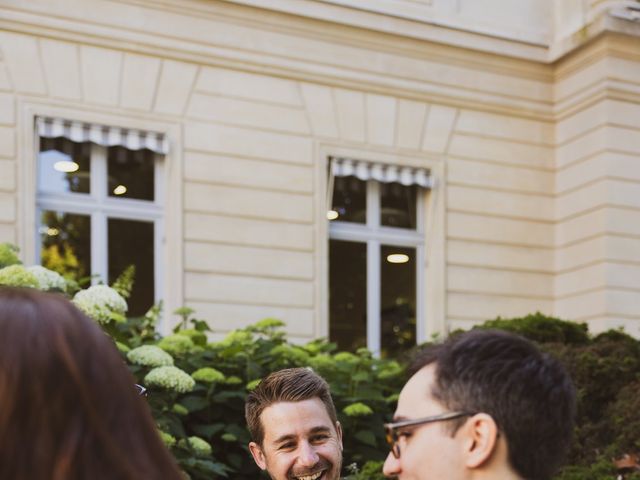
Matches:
[383,329,576,480]
[245,368,343,480]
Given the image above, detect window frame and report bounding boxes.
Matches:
[317,145,446,352]
[329,177,425,355]
[35,142,164,303]
[19,105,184,333]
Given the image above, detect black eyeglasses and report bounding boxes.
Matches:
[135,384,148,397]
[384,411,474,459]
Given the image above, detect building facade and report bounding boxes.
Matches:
[1,0,639,351]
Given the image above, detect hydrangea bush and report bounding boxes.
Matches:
[2,243,638,480]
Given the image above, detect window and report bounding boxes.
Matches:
[327,157,431,357]
[35,117,167,316]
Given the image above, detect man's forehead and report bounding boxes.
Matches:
[395,364,439,418]
[261,398,335,442]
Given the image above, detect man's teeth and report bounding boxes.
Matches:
[295,471,323,480]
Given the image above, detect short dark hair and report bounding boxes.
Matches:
[0,287,183,479]
[411,329,576,480]
[245,367,337,445]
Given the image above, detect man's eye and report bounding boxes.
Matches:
[397,431,413,439]
[279,442,296,450]
[311,434,329,443]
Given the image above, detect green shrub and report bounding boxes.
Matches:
[4,242,639,479]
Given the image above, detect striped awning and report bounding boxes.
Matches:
[331,157,432,188]
[36,117,169,155]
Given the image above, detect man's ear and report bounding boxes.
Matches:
[249,442,267,470]
[335,421,343,450]
[462,413,500,469]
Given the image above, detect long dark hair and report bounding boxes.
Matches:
[0,287,184,480]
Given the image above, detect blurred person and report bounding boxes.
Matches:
[245,367,343,480]
[0,287,183,480]
[383,329,576,480]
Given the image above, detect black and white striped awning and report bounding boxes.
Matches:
[36,117,169,155]
[331,157,432,188]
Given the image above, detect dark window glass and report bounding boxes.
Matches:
[38,137,91,194]
[329,239,367,351]
[380,245,416,358]
[108,218,154,317]
[330,176,366,224]
[380,182,417,229]
[40,211,91,282]
[107,146,155,201]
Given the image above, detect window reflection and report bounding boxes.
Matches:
[107,146,155,201]
[380,245,416,358]
[380,182,417,229]
[330,176,366,224]
[329,239,367,351]
[38,138,91,194]
[40,211,91,282]
[108,218,154,316]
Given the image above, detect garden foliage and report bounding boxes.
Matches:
[1,243,639,479]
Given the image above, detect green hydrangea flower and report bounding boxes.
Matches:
[223,375,243,385]
[221,330,252,346]
[334,352,359,364]
[191,367,225,384]
[377,361,403,380]
[221,433,237,442]
[26,265,67,291]
[144,366,195,393]
[179,436,212,457]
[254,318,285,329]
[246,379,261,391]
[177,329,207,346]
[0,265,39,288]
[270,345,309,364]
[172,403,189,416]
[0,243,20,268]
[343,402,374,417]
[72,285,128,324]
[307,354,333,371]
[127,345,174,367]
[158,334,194,356]
[159,430,176,448]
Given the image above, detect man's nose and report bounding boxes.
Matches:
[298,441,320,467]
[382,450,401,477]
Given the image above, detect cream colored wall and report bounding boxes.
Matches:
[0,0,638,339]
[554,35,640,337]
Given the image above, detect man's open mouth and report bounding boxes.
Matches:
[292,469,325,480]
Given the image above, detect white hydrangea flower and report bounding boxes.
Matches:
[144,366,195,393]
[127,345,174,367]
[26,265,67,292]
[73,285,128,324]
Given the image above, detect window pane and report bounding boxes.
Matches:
[380,245,416,357]
[330,176,366,224]
[107,146,155,201]
[329,239,367,351]
[40,211,91,282]
[38,137,91,194]
[380,182,417,229]
[108,218,154,317]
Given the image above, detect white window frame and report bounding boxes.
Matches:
[329,176,426,356]
[19,104,185,334]
[35,142,165,303]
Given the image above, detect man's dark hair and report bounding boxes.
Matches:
[245,367,338,445]
[411,329,576,480]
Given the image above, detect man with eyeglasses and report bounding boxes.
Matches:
[383,329,576,480]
